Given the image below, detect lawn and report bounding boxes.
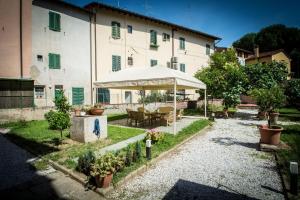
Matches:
[1,117,145,169]
[112,119,211,184]
[277,123,300,197]
[279,107,300,121]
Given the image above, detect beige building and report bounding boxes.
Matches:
[246,48,291,76]
[85,2,220,104]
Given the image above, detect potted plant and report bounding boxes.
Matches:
[90,103,104,116]
[73,105,81,116]
[249,85,286,145]
[222,87,241,118]
[90,153,116,188]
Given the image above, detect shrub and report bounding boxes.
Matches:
[91,153,116,178]
[135,141,142,161]
[76,150,95,176]
[125,146,132,166]
[54,90,71,113]
[45,111,71,138]
[249,85,286,113]
[285,79,300,106]
[45,90,71,138]
[144,129,164,144]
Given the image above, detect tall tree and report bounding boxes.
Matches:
[232,33,256,51]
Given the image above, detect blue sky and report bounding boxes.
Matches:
[65,0,300,47]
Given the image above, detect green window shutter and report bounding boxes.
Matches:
[49,11,60,31]
[55,54,61,69]
[112,21,120,39]
[49,53,54,68]
[49,12,54,30]
[180,64,185,72]
[55,13,61,31]
[72,87,84,105]
[49,53,60,69]
[150,59,157,67]
[180,37,185,50]
[206,44,210,55]
[97,88,110,103]
[112,55,121,71]
[150,30,157,45]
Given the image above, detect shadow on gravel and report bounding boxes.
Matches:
[233,111,258,120]
[237,121,262,127]
[211,137,259,150]
[162,179,258,200]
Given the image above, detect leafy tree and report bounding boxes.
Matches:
[232,33,256,51]
[232,24,300,77]
[242,61,288,90]
[54,90,71,113]
[195,48,247,108]
[44,90,71,139]
[284,79,300,106]
[249,85,286,113]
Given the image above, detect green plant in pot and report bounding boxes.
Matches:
[222,86,241,118]
[90,153,116,188]
[90,103,104,115]
[249,85,286,145]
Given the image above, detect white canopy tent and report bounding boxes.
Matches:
[94,66,207,134]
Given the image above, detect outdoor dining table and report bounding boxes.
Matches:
[145,111,168,125]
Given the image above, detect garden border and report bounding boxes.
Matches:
[49,123,212,197]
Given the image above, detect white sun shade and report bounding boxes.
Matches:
[93,66,206,90]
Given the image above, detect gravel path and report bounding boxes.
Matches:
[108,109,285,200]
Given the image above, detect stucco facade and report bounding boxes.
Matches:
[89,5,217,104]
[0,0,32,79]
[246,51,291,76]
[31,0,92,107]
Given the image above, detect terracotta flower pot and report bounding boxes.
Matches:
[95,173,113,188]
[74,108,81,116]
[90,108,104,116]
[258,124,283,145]
[269,112,279,125]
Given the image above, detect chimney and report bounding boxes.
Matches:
[254,46,259,57]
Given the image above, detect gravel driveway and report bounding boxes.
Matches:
[108,109,285,200]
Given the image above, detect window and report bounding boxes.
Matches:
[150,30,158,48]
[206,44,210,55]
[54,85,63,100]
[112,55,121,71]
[163,33,170,41]
[49,11,61,31]
[180,63,185,72]
[179,37,185,50]
[72,87,84,105]
[111,21,120,39]
[128,57,133,66]
[97,88,110,104]
[34,85,45,98]
[37,55,43,61]
[167,62,171,68]
[125,91,132,103]
[150,59,157,67]
[127,25,132,34]
[48,53,60,69]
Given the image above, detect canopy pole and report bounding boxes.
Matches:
[173,79,177,134]
[142,87,145,109]
[204,89,207,118]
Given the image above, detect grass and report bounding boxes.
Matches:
[107,113,128,122]
[277,123,300,197]
[1,118,145,169]
[112,119,210,184]
[183,105,237,117]
[279,107,300,122]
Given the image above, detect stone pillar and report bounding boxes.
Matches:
[70,115,107,143]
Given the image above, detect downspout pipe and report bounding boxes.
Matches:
[89,14,93,105]
[20,0,23,78]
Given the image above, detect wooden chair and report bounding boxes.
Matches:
[126,108,133,125]
[161,111,174,126]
